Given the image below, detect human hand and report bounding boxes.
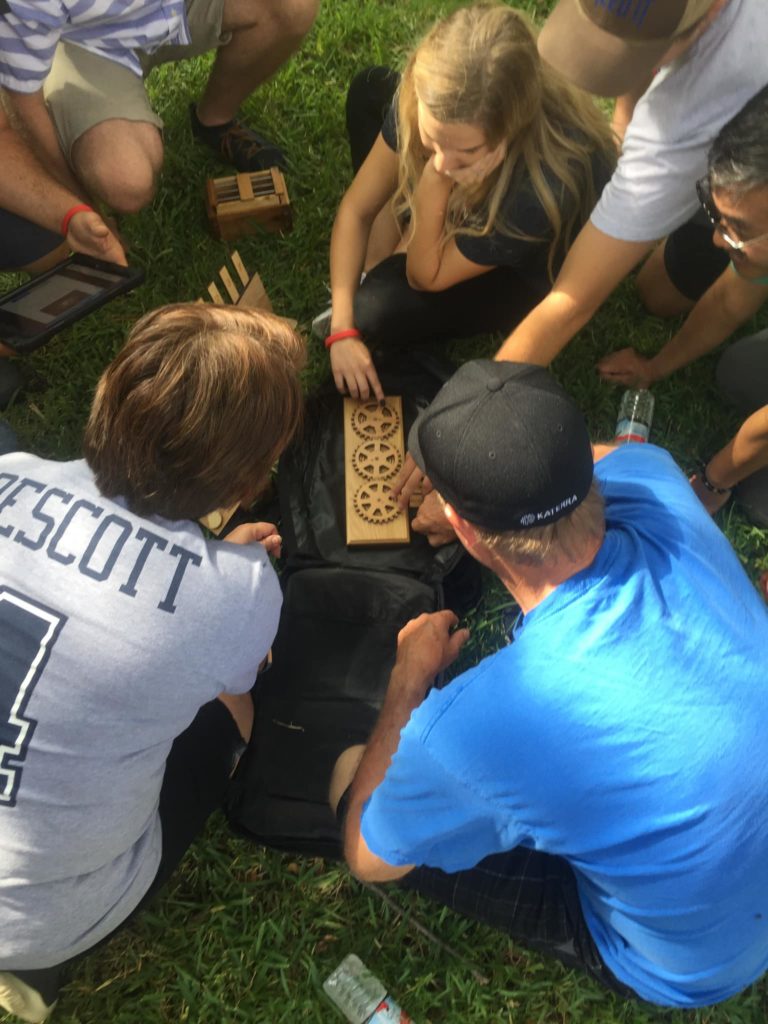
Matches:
[390,452,433,509]
[688,473,731,516]
[225,521,282,557]
[448,142,507,187]
[411,490,456,547]
[394,610,469,691]
[597,347,656,388]
[330,337,384,402]
[66,210,127,266]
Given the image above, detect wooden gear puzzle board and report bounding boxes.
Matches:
[344,396,410,546]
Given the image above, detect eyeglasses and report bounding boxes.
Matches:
[696,176,768,251]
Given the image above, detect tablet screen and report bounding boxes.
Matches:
[0,264,127,337]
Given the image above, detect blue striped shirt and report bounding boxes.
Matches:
[0,0,191,92]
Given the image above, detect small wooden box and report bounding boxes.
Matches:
[205,169,292,240]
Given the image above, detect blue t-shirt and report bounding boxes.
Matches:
[361,444,768,1007]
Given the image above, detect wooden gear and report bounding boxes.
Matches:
[344,397,410,546]
[205,169,292,240]
[199,503,240,537]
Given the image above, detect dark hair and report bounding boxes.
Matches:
[83,303,305,520]
[708,84,768,194]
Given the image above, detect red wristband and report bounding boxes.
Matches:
[60,203,94,237]
[325,328,362,350]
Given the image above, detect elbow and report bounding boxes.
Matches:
[346,857,386,884]
[345,847,411,884]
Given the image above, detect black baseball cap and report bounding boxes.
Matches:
[408,361,594,532]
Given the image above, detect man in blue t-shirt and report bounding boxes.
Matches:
[331,360,768,1009]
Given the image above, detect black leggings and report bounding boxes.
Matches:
[345,67,546,349]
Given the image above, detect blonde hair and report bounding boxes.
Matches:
[394,2,616,280]
[84,303,305,520]
[475,481,605,566]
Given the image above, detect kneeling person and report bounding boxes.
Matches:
[0,304,304,1021]
[333,361,768,1008]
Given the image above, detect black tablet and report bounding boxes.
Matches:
[0,253,145,354]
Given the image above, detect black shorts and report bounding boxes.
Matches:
[335,786,636,999]
[10,698,243,1000]
[663,208,730,301]
[0,209,63,271]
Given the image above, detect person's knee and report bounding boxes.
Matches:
[330,744,365,813]
[354,270,407,346]
[635,256,693,318]
[284,0,320,40]
[715,334,768,412]
[73,123,163,214]
[234,0,319,42]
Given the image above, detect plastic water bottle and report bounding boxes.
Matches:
[323,954,412,1023]
[615,388,654,443]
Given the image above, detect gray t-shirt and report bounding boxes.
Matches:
[591,0,768,242]
[0,454,281,969]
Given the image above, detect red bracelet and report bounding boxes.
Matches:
[60,203,94,237]
[325,328,361,350]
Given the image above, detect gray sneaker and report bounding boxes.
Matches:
[311,303,333,340]
[0,972,57,1023]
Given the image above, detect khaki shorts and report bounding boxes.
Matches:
[44,0,229,158]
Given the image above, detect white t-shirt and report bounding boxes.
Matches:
[0,454,281,969]
[591,0,768,242]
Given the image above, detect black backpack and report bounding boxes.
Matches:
[226,354,481,858]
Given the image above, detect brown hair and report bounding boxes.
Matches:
[83,303,305,520]
[394,2,616,280]
[475,480,605,566]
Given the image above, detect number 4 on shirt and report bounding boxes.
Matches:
[0,587,66,808]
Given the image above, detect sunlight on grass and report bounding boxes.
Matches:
[2,1,766,1021]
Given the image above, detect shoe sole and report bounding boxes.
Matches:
[0,973,57,1023]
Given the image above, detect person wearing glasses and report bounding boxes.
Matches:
[393,0,768,506]
[598,86,768,526]
[487,0,768,368]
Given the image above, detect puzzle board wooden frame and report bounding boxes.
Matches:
[197,251,295,536]
[344,396,410,546]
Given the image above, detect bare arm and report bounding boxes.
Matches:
[330,133,399,330]
[332,611,469,883]
[328,133,399,400]
[495,221,655,366]
[690,405,768,516]
[598,268,768,387]
[0,103,126,264]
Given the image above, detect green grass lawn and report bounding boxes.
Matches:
[3,1,768,1021]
